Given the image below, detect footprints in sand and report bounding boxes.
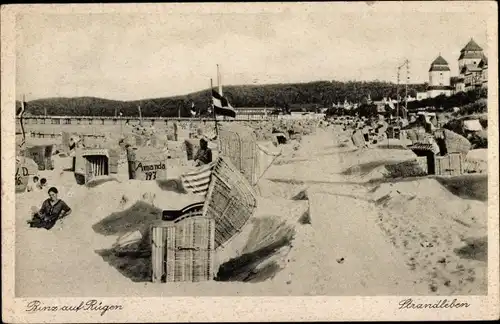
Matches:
[375,205,485,295]
[369,178,487,295]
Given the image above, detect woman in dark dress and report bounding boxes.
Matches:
[28,187,72,230]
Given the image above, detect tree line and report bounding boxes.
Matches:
[16,80,427,117]
[324,87,488,119]
[406,87,487,112]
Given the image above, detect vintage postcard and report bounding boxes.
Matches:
[2,2,498,322]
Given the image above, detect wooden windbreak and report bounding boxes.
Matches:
[435,153,465,176]
[201,156,257,248]
[151,216,215,283]
[218,123,259,185]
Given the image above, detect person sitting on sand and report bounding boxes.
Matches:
[37,178,48,190]
[193,138,212,166]
[27,187,72,230]
[26,176,39,192]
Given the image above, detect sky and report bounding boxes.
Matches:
[15,3,491,101]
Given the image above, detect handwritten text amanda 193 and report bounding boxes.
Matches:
[26,300,123,316]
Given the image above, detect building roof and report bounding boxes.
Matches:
[458,52,483,60]
[478,55,488,68]
[429,65,451,72]
[431,55,449,65]
[428,55,450,72]
[461,64,482,74]
[461,38,483,52]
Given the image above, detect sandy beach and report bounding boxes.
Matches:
[14,124,488,297]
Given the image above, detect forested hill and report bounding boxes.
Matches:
[16,80,427,118]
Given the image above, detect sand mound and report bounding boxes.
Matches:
[257,179,308,200]
[254,196,309,223]
[341,157,428,183]
[371,177,487,294]
[341,160,395,179]
[214,196,308,281]
[336,148,417,173]
[85,177,120,188]
[95,195,307,284]
[89,181,204,234]
[215,216,295,283]
[92,201,163,236]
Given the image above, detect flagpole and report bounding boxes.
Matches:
[20,95,26,147]
[211,78,219,138]
[138,104,142,125]
[217,64,226,121]
[217,64,222,96]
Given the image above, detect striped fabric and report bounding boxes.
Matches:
[212,89,236,118]
[180,162,216,196]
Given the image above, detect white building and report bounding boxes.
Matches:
[416,92,428,100]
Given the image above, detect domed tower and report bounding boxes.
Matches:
[429,55,451,87]
[458,38,483,73]
[427,55,452,98]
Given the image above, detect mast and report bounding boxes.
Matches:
[19,95,26,147]
[211,77,219,137]
[397,59,410,121]
[138,103,142,125]
[405,59,409,120]
[396,67,400,120]
[217,64,225,121]
[217,64,222,96]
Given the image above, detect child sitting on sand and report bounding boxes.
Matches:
[26,176,39,192]
[27,187,72,230]
[37,178,48,190]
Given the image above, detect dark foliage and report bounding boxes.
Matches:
[16,80,427,117]
[406,88,487,112]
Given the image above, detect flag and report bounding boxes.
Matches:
[180,162,215,196]
[190,102,197,117]
[212,89,236,118]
